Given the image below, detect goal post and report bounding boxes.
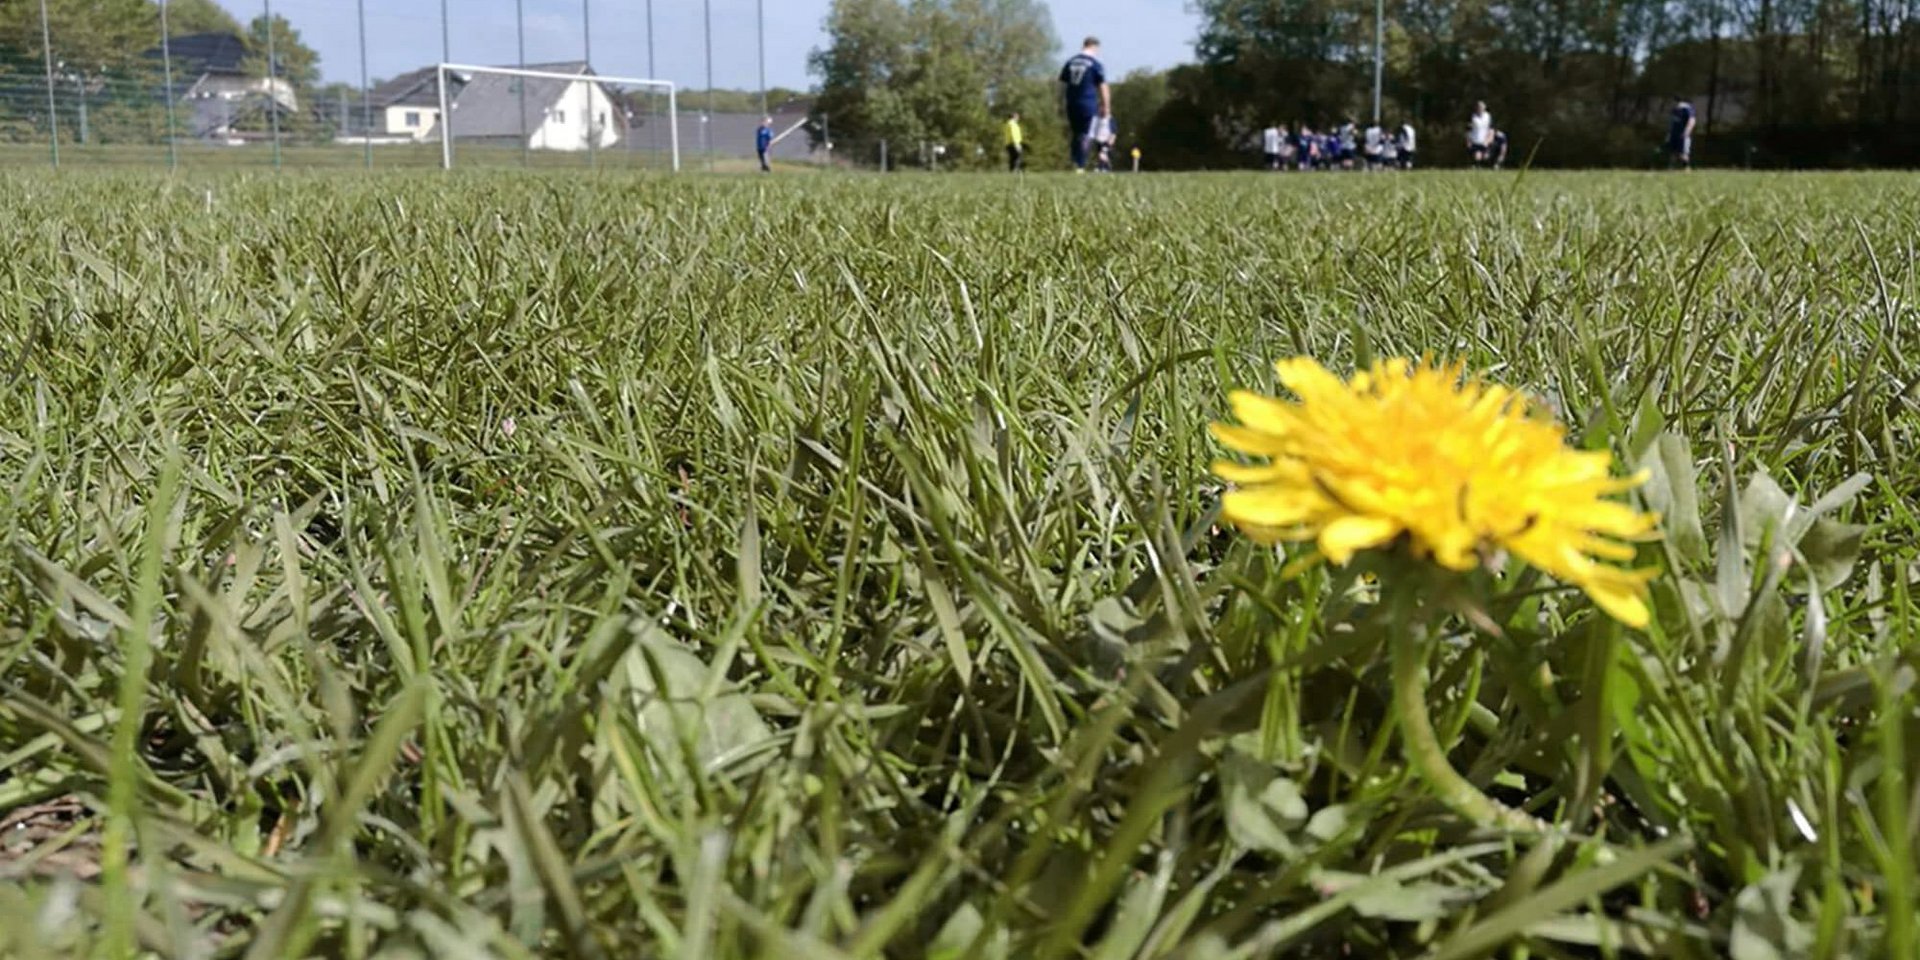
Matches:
[434,63,680,172]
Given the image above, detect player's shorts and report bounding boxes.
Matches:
[1668,136,1691,156]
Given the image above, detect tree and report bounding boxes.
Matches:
[0,0,163,145]
[243,13,318,89]
[1109,67,1170,158]
[809,0,1062,169]
[810,0,917,156]
[0,0,157,72]
[163,0,243,36]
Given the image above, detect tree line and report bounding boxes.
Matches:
[813,0,1920,169]
[0,0,327,146]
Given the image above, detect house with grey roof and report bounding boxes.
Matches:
[371,61,621,151]
[143,32,298,143]
[366,66,445,142]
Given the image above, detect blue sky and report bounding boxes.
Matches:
[210,0,1199,89]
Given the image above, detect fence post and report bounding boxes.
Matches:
[583,0,595,166]
[516,0,528,165]
[160,0,179,170]
[703,0,714,171]
[264,0,282,169]
[358,0,372,169]
[37,0,59,168]
[646,0,658,162]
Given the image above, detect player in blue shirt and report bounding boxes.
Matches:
[755,117,774,173]
[1667,96,1695,169]
[1059,36,1110,171]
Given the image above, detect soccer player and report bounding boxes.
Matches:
[1668,95,1695,169]
[1378,126,1399,169]
[1059,36,1110,171]
[1490,128,1510,169]
[1337,119,1358,169]
[1398,120,1417,169]
[1004,112,1025,172]
[1468,101,1492,167]
[755,117,774,173]
[1262,122,1283,171]
[1295,125,1316,171]
[1363,121,1384,168]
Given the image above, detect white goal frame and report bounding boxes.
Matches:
[435,63,680,172]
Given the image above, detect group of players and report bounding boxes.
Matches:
[1259,102,1519,173]
[1261,120,1423,172]
[1050,35,1697,174]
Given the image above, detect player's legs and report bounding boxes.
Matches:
[1067,108,1092,169]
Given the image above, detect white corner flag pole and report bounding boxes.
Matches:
[438,64,454,170]
[766,116,808,147]
[668,86,680,172]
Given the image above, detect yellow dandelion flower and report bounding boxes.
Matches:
[1211,357,1659,627]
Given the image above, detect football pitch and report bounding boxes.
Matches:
[1,169,1915,957]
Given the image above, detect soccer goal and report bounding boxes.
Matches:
[434,63,680,172]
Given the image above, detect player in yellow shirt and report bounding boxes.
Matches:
[1004,112,1025,172]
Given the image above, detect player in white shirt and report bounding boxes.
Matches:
[1397,121,1417,169]
[1362,122,1384,168]
[1262,124,1284,170]
[1468,102,1493,166]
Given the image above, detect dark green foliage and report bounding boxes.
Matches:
[1130,0,1920,167]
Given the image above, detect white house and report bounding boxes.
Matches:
[366,66,442,142]
[371,61,621,151]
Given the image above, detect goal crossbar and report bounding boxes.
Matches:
[435,63,680,172]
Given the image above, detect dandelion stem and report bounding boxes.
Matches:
[1390,622,1545,833]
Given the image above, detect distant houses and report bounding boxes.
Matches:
[369,62,621,152]
[131,38,820,162]
[149,32,298,143]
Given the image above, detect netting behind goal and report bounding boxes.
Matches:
[433,64,679,172]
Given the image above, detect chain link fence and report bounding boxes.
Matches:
[2,0,818,172]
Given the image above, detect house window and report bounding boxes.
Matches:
[596,112,606,128]
[405,111,421,128]
[554,109,567,125]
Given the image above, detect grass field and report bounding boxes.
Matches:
[1,169,1915,958]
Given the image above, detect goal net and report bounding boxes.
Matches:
[433,63,680,171]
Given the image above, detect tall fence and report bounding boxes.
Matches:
[0,0,813,172]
